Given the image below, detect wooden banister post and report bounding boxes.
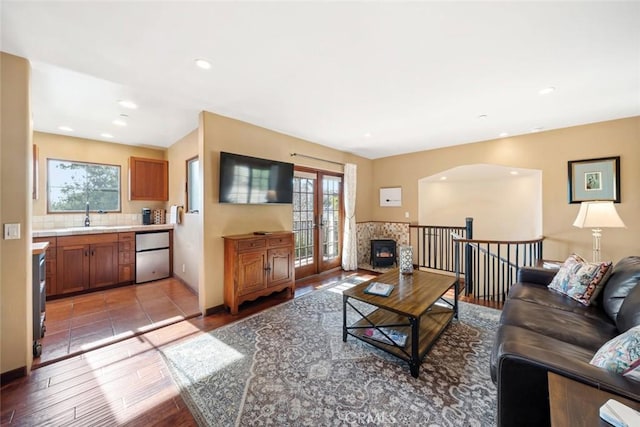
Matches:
[465,217,473,294]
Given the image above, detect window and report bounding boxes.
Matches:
[47,159,121,212]
[187,157,201,213]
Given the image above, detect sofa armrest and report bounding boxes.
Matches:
[517,266,558,286]
[494,327,640,427]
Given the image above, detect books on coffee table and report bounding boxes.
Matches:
[364,327,408,347]
[364,282,394,297]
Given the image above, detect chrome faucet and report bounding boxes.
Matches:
[84,202,90,227]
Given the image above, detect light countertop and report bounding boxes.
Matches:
[33,224,174,238]
[32,241,50,255]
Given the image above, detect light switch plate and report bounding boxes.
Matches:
[4,223,21,240]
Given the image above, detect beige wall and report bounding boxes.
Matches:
[199,111,374,310]
[372,116,640,263]
[419,166,543,240]
[1,52,33,374]
[167,129,200,291]
[33,132,167,216]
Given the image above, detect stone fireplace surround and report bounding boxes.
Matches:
[356,221,410,269]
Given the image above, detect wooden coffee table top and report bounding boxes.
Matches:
[343,268,458,318]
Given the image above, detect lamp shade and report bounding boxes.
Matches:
[573,201,626,229]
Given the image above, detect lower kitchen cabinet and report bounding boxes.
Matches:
[223,231,295,315]
[118,232,135,283]
[56,234,119,295]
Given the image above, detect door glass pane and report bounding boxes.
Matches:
[293,174,316,268]
[322,175,342,261]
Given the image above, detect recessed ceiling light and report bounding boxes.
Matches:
[117,100,138,109]
[510,171,519,176]
[101,133,114,138]
[499,132,509,138]
[539,86,556,95]
[530,127,544,133]
[194,58,212,70]
[440,176,447,181]
[58,125,73,132]
[113,119,127,126]
[363,132,372,138]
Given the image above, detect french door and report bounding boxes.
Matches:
[293,167,343,279]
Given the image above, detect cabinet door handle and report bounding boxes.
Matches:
[91,250,95,256]
[85,250,88,257]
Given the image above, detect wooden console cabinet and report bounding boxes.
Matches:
[223,232,295,315]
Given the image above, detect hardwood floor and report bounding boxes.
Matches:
[35,278,201,367]
[1,269,499,426]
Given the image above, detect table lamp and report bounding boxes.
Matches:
[572,201,626,262]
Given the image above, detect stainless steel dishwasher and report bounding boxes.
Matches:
[135,231,170,283]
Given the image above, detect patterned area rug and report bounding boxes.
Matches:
[162,277,500,426]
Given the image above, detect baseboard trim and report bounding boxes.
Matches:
[171,274,198,295]
[1,366,26,385]
[205,304,226,317]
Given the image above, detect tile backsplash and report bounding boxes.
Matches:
[32,213,143,230]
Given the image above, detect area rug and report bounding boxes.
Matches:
[162,276,500,426]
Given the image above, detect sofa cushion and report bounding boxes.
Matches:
[548,254,612,306]
[590,325,640,374]
[508,282,611,322]
[500,298,619,352]
[602,256,640,321]
[616,279,640,332]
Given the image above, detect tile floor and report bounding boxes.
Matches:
[35,278,200,366]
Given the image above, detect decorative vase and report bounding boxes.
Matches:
[399,245,414,274]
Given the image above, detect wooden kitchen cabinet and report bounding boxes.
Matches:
[223,232,295,315]
[56,233,119,295]
[118,232,135,283]
[129,156,168,201]
[33,236,57,296]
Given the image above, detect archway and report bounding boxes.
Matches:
[418,164,543,240]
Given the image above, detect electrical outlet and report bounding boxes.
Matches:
[404,212,410,218]
[3,223,21,240]
[182,264,186,273]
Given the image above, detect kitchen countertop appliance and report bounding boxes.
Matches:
[136,231,170,283]
[142,208,152,225]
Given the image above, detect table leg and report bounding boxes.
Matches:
[342,294,348,342]
[454,279,459,320]
[410,316,419,378]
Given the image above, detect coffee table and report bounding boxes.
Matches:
[342,268,458,378]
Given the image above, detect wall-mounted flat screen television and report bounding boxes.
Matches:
[219,152,294,204]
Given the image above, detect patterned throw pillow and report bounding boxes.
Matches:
[590,325,640,374]
[623,359,640,382]
[548,254,612,306]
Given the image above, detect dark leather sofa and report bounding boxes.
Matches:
[490,256,640,427]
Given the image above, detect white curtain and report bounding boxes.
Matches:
[342,163,358,270]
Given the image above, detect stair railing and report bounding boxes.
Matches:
[409,217,473,274]
[453,235,544,302]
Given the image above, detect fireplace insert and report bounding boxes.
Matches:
[370,239,397,268]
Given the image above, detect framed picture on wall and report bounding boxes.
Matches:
[568,156,620,203]
[379,187,402,207]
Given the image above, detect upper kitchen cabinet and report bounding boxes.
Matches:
[129,156,168,201]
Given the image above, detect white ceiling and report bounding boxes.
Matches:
[2,1,639,159]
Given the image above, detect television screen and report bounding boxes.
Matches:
[219,152,294,204]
